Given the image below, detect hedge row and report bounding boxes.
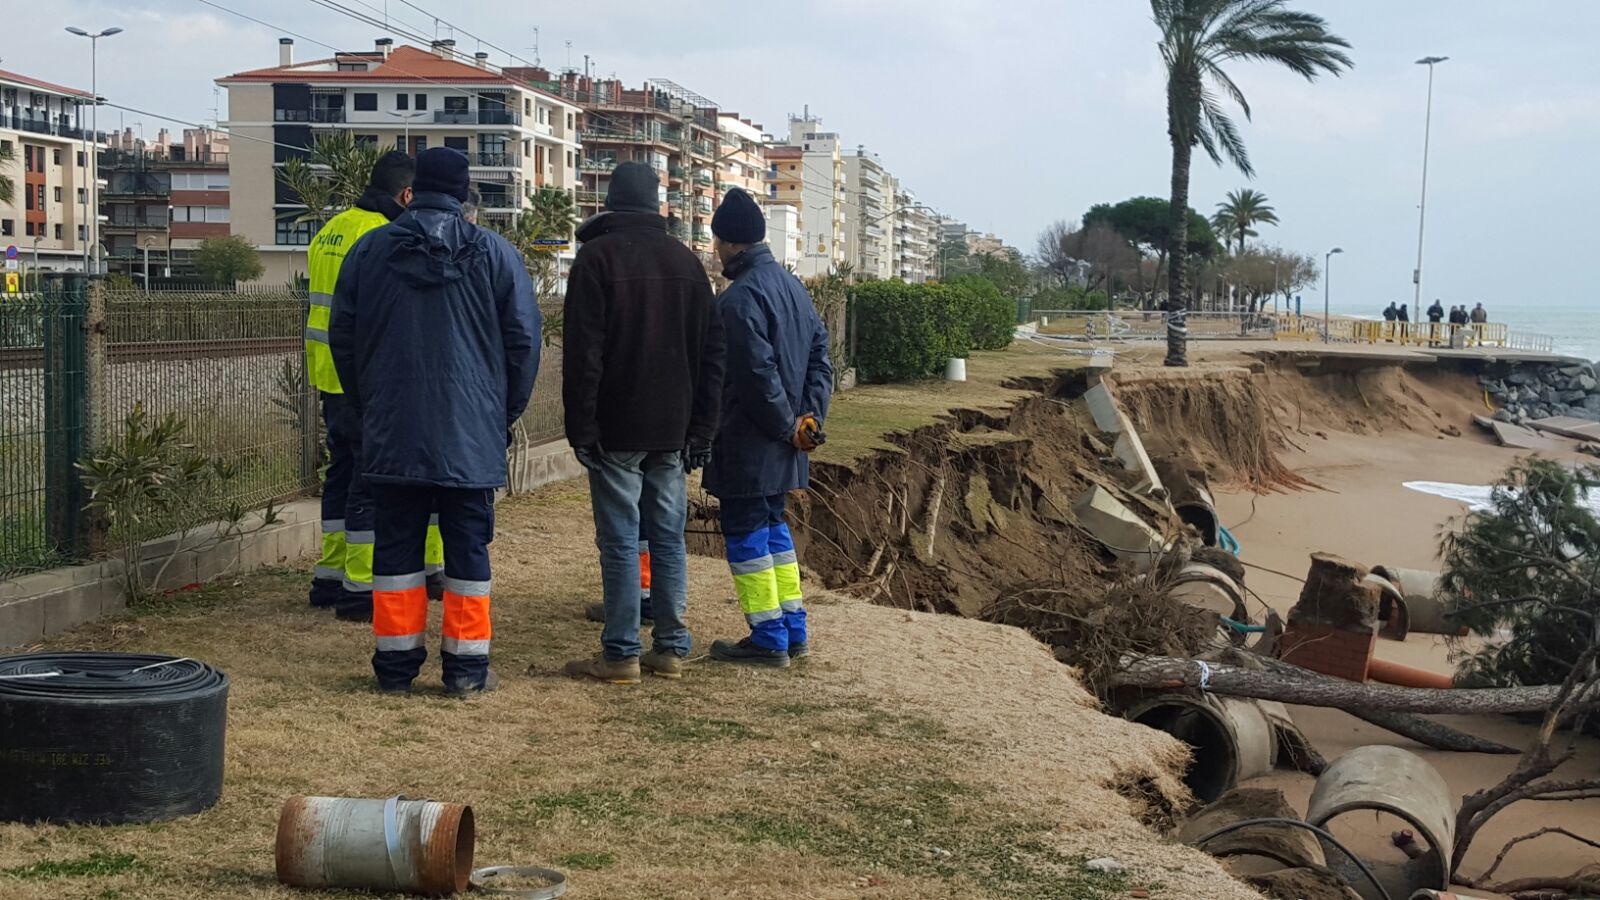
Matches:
[850,278,1017,383]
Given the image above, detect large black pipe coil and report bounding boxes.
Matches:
[0,652,228,824]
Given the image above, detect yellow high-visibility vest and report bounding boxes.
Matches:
[305,207,390,394]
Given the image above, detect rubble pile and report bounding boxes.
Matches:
[1482,362,1600,424]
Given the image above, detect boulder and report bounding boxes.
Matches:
[1506,370,1532,386]
[1564,390,1589,404]
[1584,394,1600,412]
[1493,408,1513,423]
[1561,365,1585,376]
[1583,374,1598,392]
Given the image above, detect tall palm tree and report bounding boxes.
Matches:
[1155,0,1352,365]
[0,143,15,205]
[1214,188,1279,254]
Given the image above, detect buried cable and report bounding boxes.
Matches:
[1192,817,1393,900]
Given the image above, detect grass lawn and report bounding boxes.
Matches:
[0,470,1253,900]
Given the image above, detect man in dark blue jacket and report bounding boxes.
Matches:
[703,188,832,667]
[561,161,725,685]
[329,147,539,696]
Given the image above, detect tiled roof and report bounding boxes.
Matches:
[220,46,509,85]
[0,68,92,100]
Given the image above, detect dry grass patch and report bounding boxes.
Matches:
[1,474,1255,900]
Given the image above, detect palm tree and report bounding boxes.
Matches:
[1214,188,1278,254]
[0,143,15,205]
[1154,0,1352,365]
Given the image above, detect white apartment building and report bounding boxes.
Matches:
[0,68,104,274]
[783,115,845,278]
[219,38,582,282]
[894,187,939,283]
[765,203,802,270]
[843,149,893,281]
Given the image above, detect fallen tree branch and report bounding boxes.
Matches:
[1466,827,1600,887]
[1111,656,1583,714]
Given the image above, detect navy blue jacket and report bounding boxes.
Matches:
[704,245,832,500]
[329,192,540,489]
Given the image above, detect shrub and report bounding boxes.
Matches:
[946,275,1016,350]
[1034,285,1109,311]
[851,281,964,383]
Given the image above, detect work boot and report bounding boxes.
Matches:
[334,595,373,623]
[444,669,500,699]
[788,641,810,660]
[584,602,653,623]
[710,638,790,669]
[562,654,642,685]
[640,650,684,679]
[308,580,344,610]
[426,573,445,602]
[375,680,413,696]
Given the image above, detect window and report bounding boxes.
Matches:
[24,188,33,211]
[206,207,231,223]
[524,98,531,116]
[53,148,60,165]
[395,93,408,110]
[443,136,468,152]
[443,95,469,112]
[566,151,573,168]
[24,222,34,236]
[0,219,11,237]
[410,136,426,155]
[77,187,86,203]
[337,61,367,72]
[78,225,86,240]
[52,187,61,202]
[0,140,10,155]
[275,216,314,246]
[54,224,61,239]
[414,93,427,110]
[353,93,377,111]
[567,113,574,130]
[77,151,85,167]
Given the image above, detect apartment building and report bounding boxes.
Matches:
[0,68,104,274]
[765,202,802,270]
[842,148,893,281]
[220,38,582,282]
[765,114,845,278]
[892,187,939,283]
[98,127,230,281]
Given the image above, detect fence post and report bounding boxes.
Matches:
[81,277,109,554]
[41,273,89,560]
[297,290,320,488]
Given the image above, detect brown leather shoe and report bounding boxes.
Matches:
[562,654,641,685]
[640,650,684,679]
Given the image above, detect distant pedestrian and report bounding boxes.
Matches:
[1396,304,1409,323]
[329,147,540,696]
[561,161,726,685]
[1427,300,1444,323]
[704,189,833,668]
[1471,303,1488,324]
[1383,302,1398,322]
[1449,305,1467,325]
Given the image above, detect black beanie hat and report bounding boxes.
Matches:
[712,188,765,243]
[413,147,470,202]
[606,162,660,213]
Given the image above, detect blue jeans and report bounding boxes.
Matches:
[588,451,690,660]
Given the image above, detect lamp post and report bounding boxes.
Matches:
[385,110,428,151]
[1411,55,1448,325]
[1323,247,1344,343]
[66,25,123,274]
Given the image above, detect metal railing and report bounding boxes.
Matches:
[1032,309,1278,341]
[1276,317,1555,352]
[435,109,521,126]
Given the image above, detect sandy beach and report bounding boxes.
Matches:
[1212,389,1600,895]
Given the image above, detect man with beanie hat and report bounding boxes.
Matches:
[306,150,416,622]
[562,161,725,684]
[703,188,832,667]
[329,147,540,696]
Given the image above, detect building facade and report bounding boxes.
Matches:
[98,127,231,282]
[842,149,893,281]
[219,39,581,282]
[893,187,938,283]
[0,68,104,275]
[766,114,845,278]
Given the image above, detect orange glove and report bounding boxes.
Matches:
[791,413,825,452]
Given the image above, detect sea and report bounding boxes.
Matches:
[1322,296,1600,362]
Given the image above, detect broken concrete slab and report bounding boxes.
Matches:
[1083,382,1122,434]
[1470,414,1495,432]
[1072,485,1167,570]
[1527,416,1600,441]
[1489,420,1563,452]
[1111,412,1163,495]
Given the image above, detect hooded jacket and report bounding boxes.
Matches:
[328,192,540,488]
[562,211,725,452]
[703,245,832,500]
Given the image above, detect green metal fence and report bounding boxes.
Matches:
[2,281,569,580]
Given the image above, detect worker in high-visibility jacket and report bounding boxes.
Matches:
[305,151,443,620]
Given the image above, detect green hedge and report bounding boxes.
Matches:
[946,275,1017,351]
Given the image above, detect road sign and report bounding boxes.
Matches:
[3,259,17,271]
[5,273,18,293]
[4,245,16,260]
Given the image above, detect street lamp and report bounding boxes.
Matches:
[1411,55,1448,325]
[66,25,123,274]
[385,110,428,150]
[1323,247,1344,343]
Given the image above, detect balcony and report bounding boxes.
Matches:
[692,227,712,243]
[0,113,104,142]
[694,171,713,186]
[575,190,605,205]
[434,109,522,126]
[477,193,518,209]
[580,158,618,173]
[275,108,347,124]
[474,152,516,167]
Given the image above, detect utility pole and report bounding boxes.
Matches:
[1411,56,1448,325]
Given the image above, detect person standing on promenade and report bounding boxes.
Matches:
[561,161,726,685]
[703,188,832,668]
[1471,303,1488,324]
[329,147,539,696]
[1427,300,1444,323]
[1382,302,1398,322]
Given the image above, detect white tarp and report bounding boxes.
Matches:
[1404,480,1600,518]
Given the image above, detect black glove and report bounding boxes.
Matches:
[684,438,712,472]
[573,444,602,471]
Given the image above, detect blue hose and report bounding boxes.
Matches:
[1221,617,1265,634]
[1218,525,1241,556]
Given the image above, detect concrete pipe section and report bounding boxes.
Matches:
[276,795,475,897]
[1125,694,1275,804]
[1364,572,1411,641]
[1372,566,1463,636]
[1307,746,1456,900]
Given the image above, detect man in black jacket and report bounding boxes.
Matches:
[562,162,726,684]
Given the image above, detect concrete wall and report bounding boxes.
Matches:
[224,84,277,253]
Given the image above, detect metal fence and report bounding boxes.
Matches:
[2,280,569,580]
[1032,309,1278,341]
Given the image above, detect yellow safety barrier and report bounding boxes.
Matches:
[1273,316,1510,349]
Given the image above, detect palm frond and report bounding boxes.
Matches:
[1200,87,1252,175]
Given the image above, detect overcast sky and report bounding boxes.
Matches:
[7,1,1597,310]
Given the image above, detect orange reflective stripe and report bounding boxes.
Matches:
[373,586,428,637]
[639,551,652,591]
[442,592,492,641]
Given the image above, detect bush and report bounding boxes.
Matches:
[1034,284,1109,311]
[851,281,968,383]
[946,275,1016,350]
